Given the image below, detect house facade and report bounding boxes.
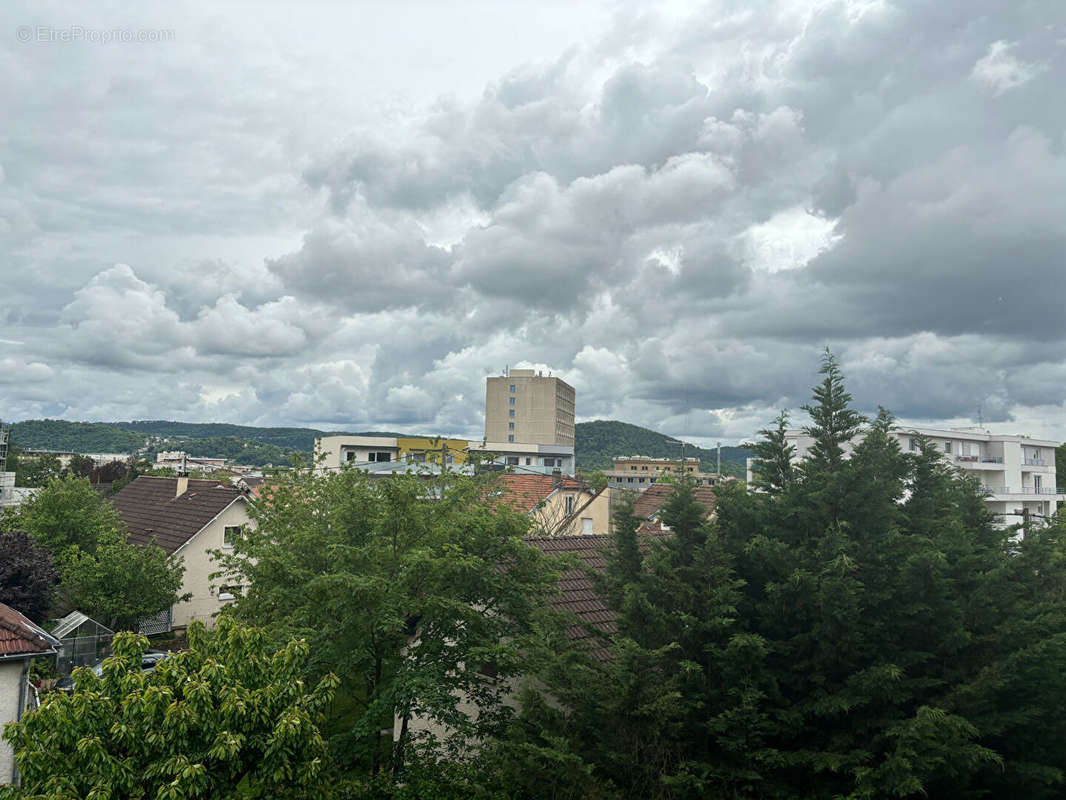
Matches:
[1,603,60,785]
[111,476,254,630]
[496,473,611,536]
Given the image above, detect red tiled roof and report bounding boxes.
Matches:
[525,533,668,662]
[632,483,716,525]
[111,476,246,554]
[0,603,59,658]
[493,473,591,514]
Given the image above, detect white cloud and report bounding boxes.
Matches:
[971,40,1045,96]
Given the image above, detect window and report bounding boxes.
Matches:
[508,422,515,430]
[638,477,645,483]
[509,384,515,392]
[650,478,657,483]
[508,434,515,442]
[641,466,648,471]
[218,584,242,601]
[506,456,519,465]
[509,409,515,417]
[627,477,634,483]
[630,466,637,471]
[581,517,594,535]
[909,438,917,451]
[943,442,951,453]
[509,397,515,405]
[565,495,575,514]
[345,451,356,462]
[223,526,240,548]
[525,457,531,465]
[368,452,392,462]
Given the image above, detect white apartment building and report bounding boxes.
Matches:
[747,426,1063,524]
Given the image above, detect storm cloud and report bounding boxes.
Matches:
[1,0,1064,444]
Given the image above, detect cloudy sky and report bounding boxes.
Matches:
[1,0,1063,446]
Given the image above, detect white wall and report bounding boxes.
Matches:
[0,660,25,784]
[171,499,255,629]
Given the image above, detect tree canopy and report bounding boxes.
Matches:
[494,356,1066,799]
[1,618,338,800]
[212,467,564,785]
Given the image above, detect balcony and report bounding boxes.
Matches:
[1023,457,1048,466]
[981,486,1064,496]
[980,456,1004,464]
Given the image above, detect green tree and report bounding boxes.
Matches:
[15,474,124,553]
[14,454,63,488]
[0,529,58,621]
[1,618,338,800]
[747,410,795,496]
[510,356,1066,799]
[65,453,95,479]
[58,531,187,630]
[213,468,562,783]
[1057,442,1066,491]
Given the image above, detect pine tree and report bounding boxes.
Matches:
[801,348,866,476]
[749,410,795,496]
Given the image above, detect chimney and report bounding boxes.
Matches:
[551,467,562,487]
[176,475,189,497]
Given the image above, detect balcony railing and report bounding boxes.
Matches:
[981,486,1064,496]
[956,455,979,462]
[1023,457,1048,466]
[980,456,1004,463]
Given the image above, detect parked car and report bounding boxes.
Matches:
[54,651,168,692]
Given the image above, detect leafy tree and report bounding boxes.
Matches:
[1057,442,1066,490]
[213,468,562,783]
[65,453,95,479]
[0,529,58,621]
[14,454,63,489]
[1,618,338,800]
[15,474,124,553]
[58,531,187,630]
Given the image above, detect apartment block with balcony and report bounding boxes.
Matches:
[747,426,1064,525]
[605,455,725,492]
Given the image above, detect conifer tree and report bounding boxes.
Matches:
[749,410,795,495]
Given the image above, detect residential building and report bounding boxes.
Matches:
[111,476,254,631]
[494,472,610,536]
[1,603,60,785]
[485,368,575,446]
[314,434,574,476]
[466,440,576,475]
[625,482,718,532]
[746,426,1065,524]
[155,451,228,470]
[605,455,726,491]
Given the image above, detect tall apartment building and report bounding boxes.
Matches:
[485,369,575,446]
[747,426,1064,525]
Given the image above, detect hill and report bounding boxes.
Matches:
[575,420,750,476]
[5,418,751,474]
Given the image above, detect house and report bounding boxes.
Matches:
[111,476,253,631]
[1,603,60,785]
[746,426,1064,525]
[630,483,717,532]
[495,472,611,536]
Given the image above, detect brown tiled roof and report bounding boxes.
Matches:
[494,473,591,514]
[0,602,59,659]
[525,533,668,662]
[111,476,246,554]
[632,483,716,525]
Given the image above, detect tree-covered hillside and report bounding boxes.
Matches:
[6,418,751,474]
[576,420,750,475]
[6,420,146,453]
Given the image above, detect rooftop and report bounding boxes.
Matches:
[494,473,591,514]
[111,476,245,554]
[0,602,60,659]
[632,483,716,526]
[525,533,668,662]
